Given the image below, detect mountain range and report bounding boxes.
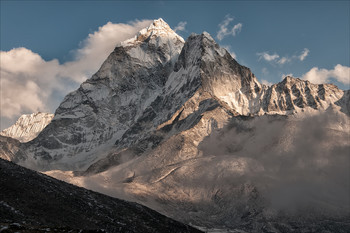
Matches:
[1,18,349,232]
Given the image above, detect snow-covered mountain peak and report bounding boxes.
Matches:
[174,31,225,68]
[0,112,54,143]
[280,75,302,85]
[147,18,172,33]
[121,18,184,47]
[201,31,215,41]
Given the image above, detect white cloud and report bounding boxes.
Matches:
[257,48,310,65]
[231,23,242,35]
[60,20,153,84]
[302,64,350,85]
[298,48,309,61]
[0,19,152,130]
[217,15,242,41]
[174,21,187,32]
[257,52,279,62]
[0,48,60,120]
[277,57,291,65]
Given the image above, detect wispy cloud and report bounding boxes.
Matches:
[0,19,153,130]
[217,15,242,40]
[302,64,350,85]
[298,48,309,61]
[257,52,280,62]
[277,57,291,65]
[257,48,310,65]
[174,21,187,32]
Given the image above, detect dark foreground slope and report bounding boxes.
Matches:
[0,158,202,233]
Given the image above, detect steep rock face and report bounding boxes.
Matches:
[261,76,347,114]
[0,112,53,143]
[18,19,185,170]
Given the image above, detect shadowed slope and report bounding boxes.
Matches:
[0,158,202,233]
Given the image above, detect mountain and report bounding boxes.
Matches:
[2,18,350,232]
[14,20,349,171]
[0,112,53,143]
[14,18,185,170]
[0,158,202,233]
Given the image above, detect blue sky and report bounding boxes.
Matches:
[1,0,349,129]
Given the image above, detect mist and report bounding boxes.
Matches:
[198,111,350,216]
[47,110,349,227]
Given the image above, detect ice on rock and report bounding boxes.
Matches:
[1,113,54,143]
[120,18,184,47]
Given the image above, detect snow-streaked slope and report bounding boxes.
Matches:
[0,112,53,142]
[16,19,185,170]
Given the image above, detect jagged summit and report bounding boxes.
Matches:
[201,31,215,41]
[0,112,53,143]
[121,18,184,47]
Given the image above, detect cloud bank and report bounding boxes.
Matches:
[0,19,153,130]
[198,112,350,216]
[302,64,350,85]
[217,15,242,40]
